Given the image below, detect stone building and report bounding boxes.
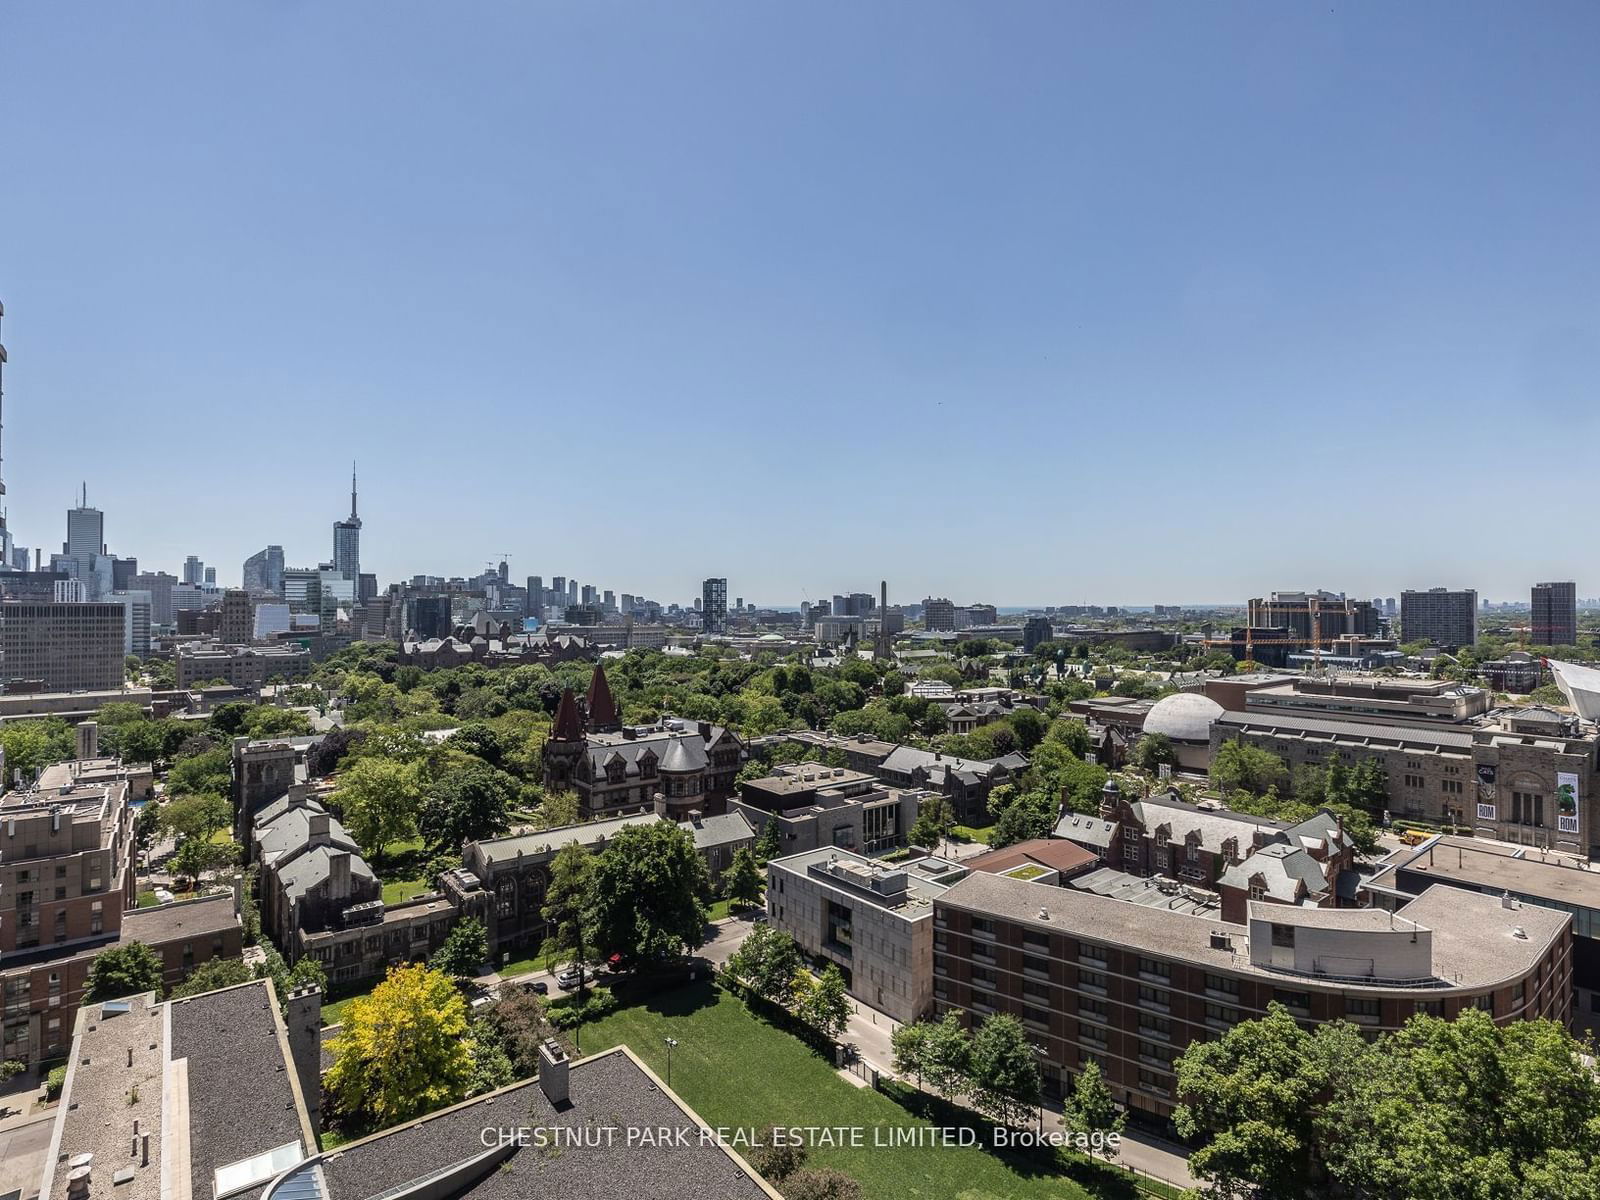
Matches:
[541,663,745,819]
[767,847,969,1024]
[1209,705,1600,858]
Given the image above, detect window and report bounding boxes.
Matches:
[1138,985,1170,1010]
[1345,997,1381,1022]
[1404,774,1425,789]
[1078,997,1108,1019]
[1023,929,1050,950]
[1139,1015,1171,1040]
[1138,1039,1175,1065]
[1205,973,1240,996]
[1078,944,1108,966]
[1137,1069,1171,1096]
[1023,955,1050,978]
[1138,956,1170,980]
[1205,1002,1239,1028]
[972,966,998,987]
[1442,780,1463,795]
[1079,1022,1107,1046]
[1249,882,1265,901]
[1023,1006,1051,1029]
[1077,969,1108,993]
[970,917,995,938]
[1474,994,1494,1013]
[1275,989,1311,1013]
[1270,923,1296,949]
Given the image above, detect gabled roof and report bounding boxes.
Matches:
[1218,841,1328,903]
[679,810,754,851]
[255,805,359,869]
[278,843,376,901]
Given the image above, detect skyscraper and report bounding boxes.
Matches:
[1400,588,1478,649]
[183,555,204,585]
[243,545,285,595]
[1531,582,1578,646]
[64,484,105,557]
[333,464,361,581]
[701,577,728,634]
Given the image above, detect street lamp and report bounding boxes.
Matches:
[664,1037,679,1087]
[1032,1043,1048,1134]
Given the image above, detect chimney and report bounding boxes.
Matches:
[307,811,331,847]
[652,792,668,818]
[538,1038,570,1106]
[697,721,712,740]
[329,850,351,897]
[77,720,99,760]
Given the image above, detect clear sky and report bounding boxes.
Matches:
[2,2,1596,607]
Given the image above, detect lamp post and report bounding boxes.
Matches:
[1032,1043,1048,1134]
[664,1037,679,1087]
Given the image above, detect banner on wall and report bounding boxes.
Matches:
[1477,802,1497,822]
[1557,771,1581,834]
[1477,763,1497,803]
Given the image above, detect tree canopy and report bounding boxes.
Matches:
[586,823,709,964]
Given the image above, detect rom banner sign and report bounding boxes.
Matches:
[1477,802,1497,822]
[1557,771,1580,835]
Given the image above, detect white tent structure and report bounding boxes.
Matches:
[1547,659,1600,721]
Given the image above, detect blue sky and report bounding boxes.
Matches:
[2,2,1596,607]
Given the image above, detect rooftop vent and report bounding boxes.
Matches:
[1037,907,1050,921]
[1513,926,1528,940]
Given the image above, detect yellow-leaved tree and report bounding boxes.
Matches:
[325,963,475,1131]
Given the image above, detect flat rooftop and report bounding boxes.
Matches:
[745,766,878,796]
[1387,835,1600,913]
[44,981,312,1200]
[937,872,1567,994]
[770,846,964,912]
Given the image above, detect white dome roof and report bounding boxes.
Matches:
[1143,692,1225,742]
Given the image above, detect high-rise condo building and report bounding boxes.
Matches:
[1532,581,1578,646]
[702,577,728,634]
[1400,588,1478,649]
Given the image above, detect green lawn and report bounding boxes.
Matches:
[136,891,160,908]
[578,983,1144,1200]
[320,981,379,1026]
[496,944,566,978]
[706,897,761,923]
[952,823,994,845]
[381,878,430,906]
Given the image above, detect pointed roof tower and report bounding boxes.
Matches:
[585,662,621,732]
[551,687,584,742]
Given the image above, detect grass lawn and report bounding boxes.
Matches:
[496,944,566,978]
[135,890,160,908]
[320,981,380,1026]
[705,897,761,923]
[381,878,430,905]
[579,982,1145,1200]
[952,823,994,844]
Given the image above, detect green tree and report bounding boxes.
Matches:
[85,942,164,1001]
[333,756,423,866]
[113,719,167,765]
[418,761,514,851]
[724,923,803,1006]
[1210,739,1290,797]
[1318,1011,1600,1200]
[587,823,709,965]
[1129,732,1176,772]
[918,1011,973,1099]
[169,957,253,999]
[797,963,851,1038]
[1048,719,1092,758]
[749,1126,809,1186]
[968,1014,1041,1126]
[1174,1003,1370,1200]
[892,1021,933,1091]
[908,795,955,849]
[241,706,315,739]
[722,847,764,907]
[170,837,240,881]
[430,918,488,981]
[1062,1061,1125,1147]
[480,987,553,1077]
[988,788,1057,849]
[325,964,476,1131]
[753,815,783,864]
[160,792,231,843]
[535,789,581,830]
[166,747,232,797]
[0,718,76,778]
[541,842,596,989]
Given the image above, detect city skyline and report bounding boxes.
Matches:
[2,3,1597,601]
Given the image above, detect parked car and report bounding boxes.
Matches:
[523,980,549,996]
[555,967,588,990]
